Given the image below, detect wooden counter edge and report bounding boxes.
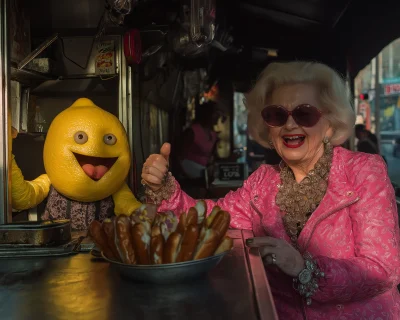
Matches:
[241,229,279,320]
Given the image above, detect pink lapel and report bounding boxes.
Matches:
[297,148,359,251]
[298,148,358,252]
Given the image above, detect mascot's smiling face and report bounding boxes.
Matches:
[43,98,131,202]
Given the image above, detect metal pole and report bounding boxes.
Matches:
[127,65,134,190]
[388,42,393,79]
[118,35,129,131]
[0,0,12,224]
[375,55,381,150]
[117,35,135,189]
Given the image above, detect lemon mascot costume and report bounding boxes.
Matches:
[11,98,142,230]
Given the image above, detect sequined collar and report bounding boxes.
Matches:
[275,143,333,243]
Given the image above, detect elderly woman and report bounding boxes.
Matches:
[141,61,400,319]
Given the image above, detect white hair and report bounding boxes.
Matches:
[245,61,356,148]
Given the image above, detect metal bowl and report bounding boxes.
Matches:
[101,250,231,285]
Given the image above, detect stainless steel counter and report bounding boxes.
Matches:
[0,230,278,320]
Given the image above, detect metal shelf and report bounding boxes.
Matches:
[17,132,47,136]
[11,65,55,86]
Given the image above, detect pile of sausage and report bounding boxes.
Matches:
[89,201,233,265]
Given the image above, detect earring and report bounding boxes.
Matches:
[323,137,329,144]
[268,140,275,148]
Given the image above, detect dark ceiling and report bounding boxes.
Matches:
[207,0,353,87]
[28,0,400,82]
[224,0,351,40]
[207,0,400,85]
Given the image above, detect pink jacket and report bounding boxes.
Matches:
[159,147,400,319]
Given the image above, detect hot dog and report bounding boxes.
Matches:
[206,206,221,228]
[131,204,157,225]
[176,212,187,235]
[89,220,116,260]
[176,224,199,262]
[143,204,157,223]
[90,202,233,265]
[210,210,230,242]
[199,206,221,242]
[153,212,163,226]
[214,236,233,255]
[150,225,164,265]
[102,218,122,261]
[194,228,220,260]
[194,200,207,224]
[154,211,178,240]
[163,231,182,264]
[131,222,151,265]
[160,221,172,242]
[115,215,136,264]
[186,207,198,226]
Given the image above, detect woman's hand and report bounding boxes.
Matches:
[246,237,305,277]
[141,143,170,191]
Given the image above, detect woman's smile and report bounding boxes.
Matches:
[282,134,306,148]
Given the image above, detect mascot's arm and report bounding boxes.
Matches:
[11,154,51,211]
[112,182,142,215]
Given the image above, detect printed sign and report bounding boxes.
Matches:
[384,83,400,96]
[218,163,245,181]
[95,40,116,75]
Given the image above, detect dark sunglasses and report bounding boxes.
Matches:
[261,104,322,128]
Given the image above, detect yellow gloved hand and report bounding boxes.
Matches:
[11,154,51,211]
[112,182,142,216]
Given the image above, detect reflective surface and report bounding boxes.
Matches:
[0,233,263,320]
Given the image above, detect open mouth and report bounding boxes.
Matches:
[73,153,118,181]
[282,135,306,148]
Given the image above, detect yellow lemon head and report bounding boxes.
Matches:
[43,98,131,202]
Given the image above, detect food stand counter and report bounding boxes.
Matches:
[0,230,278,320]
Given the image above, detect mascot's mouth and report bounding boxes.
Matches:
[73,153,118,181]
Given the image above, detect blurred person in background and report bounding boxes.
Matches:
[355,124,387,164]
[178,101,221,179]
[355,124,379,154]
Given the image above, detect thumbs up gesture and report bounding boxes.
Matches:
[141,143,171,191]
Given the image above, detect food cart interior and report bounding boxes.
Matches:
[1,0,400,319]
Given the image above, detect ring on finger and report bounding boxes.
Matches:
[271,253,277,265]
[263,253,277,265]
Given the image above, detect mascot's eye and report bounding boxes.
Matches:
[103,133,117,145]
[74,131,88,144]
